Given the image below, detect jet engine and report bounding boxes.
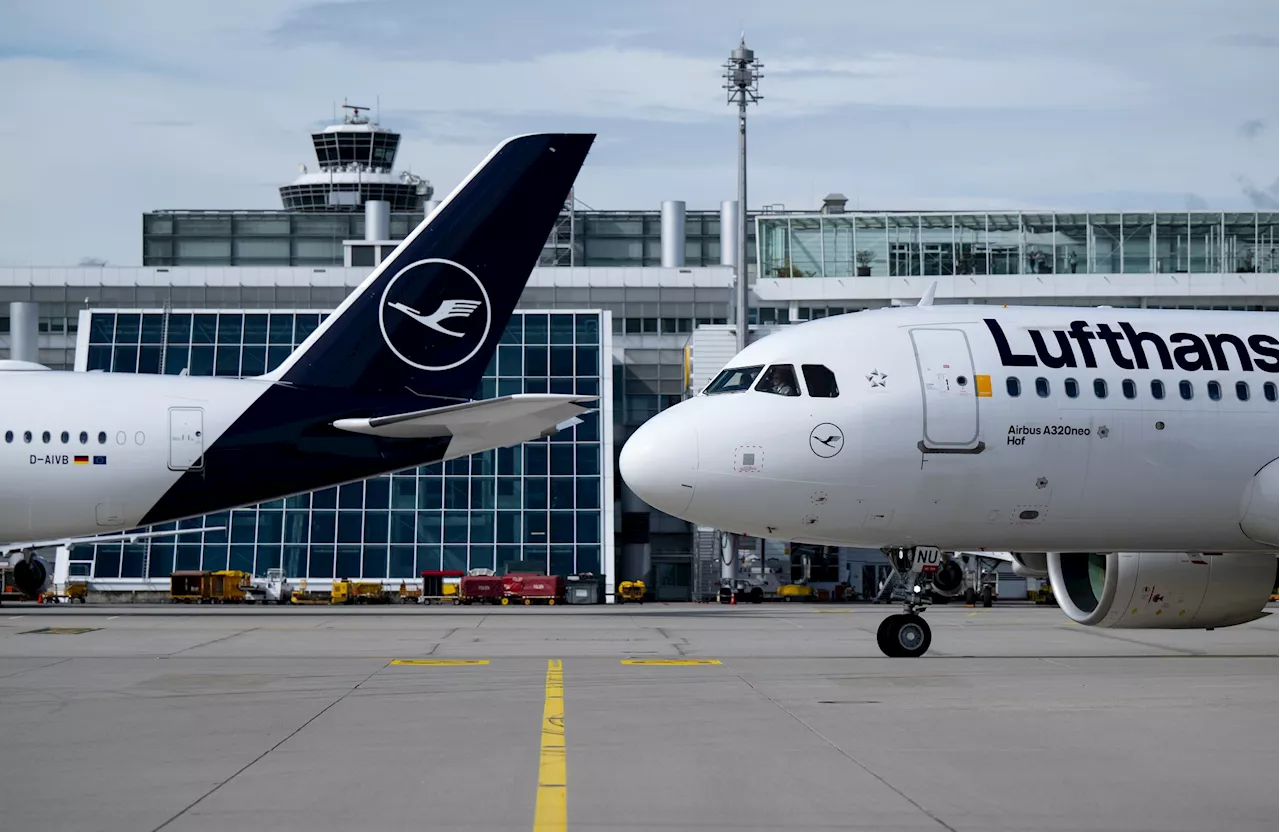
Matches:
[11,556,52,598]
[931,558,965,596]
[1239,458,1278,548]
[1010,552,1049,578]
[1047,552,1275,629]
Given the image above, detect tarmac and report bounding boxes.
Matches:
[0,602,1275,832]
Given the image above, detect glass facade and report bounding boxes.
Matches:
[70,309,614,587]
[758,212,1280,278]
[143,209,756,269]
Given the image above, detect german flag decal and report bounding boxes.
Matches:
[73,456,89,465]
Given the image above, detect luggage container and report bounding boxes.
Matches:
[170,571,211,603]
[566,573,602,605]
[516,575,564,605]
[421,570,465,605]
[460,575,505,605]
[209,571,250,603]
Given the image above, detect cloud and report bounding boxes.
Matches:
[1237,177,1280,209]
[0,0,1276,266]
[1239,118,1266,139]
[1185,193,1210,210]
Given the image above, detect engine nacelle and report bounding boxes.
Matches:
[1010,552,1049,578]
[931,559,965,596]
[11,556,52,598]
[1239,458,1278,548]
[1048,552,1276,629]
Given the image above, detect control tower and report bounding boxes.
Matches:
[280,102,434,212]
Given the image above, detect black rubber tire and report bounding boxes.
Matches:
[981,586,994,608]
[963,587,977,605]
[892,614,932,658]
[876,615,901,657]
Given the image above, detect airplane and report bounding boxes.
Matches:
[0,132,597,599]
[620,291,1279,656]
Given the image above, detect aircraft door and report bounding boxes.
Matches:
[910,328,984,453]
[168,407,205,471]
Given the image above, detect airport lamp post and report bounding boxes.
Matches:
[724,36,762,353]
[720,37,763,596]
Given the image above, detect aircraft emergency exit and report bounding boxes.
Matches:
[620,297,1279,656]
[0,133,597,598]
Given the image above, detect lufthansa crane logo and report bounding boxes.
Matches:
[378,258,492,371]
[809,423,844,458]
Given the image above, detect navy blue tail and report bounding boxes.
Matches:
[269,133,595,400]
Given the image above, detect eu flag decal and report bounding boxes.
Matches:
[93,456,107,466]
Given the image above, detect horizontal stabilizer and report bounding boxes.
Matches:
[333,394,595,458]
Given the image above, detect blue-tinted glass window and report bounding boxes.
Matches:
[525,347,548,376]
[113,346,138,373]
[472,451,495,477]
[524,512,547,543]
[203,544,228,572]
[239,346,264,377]
[576,446,599,476]
[310,512,336,544]
[497,446,521,476]
[575,314,599,343]
[417,512,442,545]
[189,346,214,375]
[148,544,174,578]
[267,346,291,371]
[575,346,599,376]
[418,478,443,509]
[498,345,522,375]
[175,545,201,572]
[229,545,254,573]
[87,345,112,371]
[497,512,521,543]
[310,546,335,578]
[89,314,115,343]
[120,544,145,578]
[138,346,162,375]
[336,546,361,578]
[362,546,387,579]
[167,314,191,343]
[576,545,600,575]
[115,314,141,343]
[525,445,548,475]
[550,477,574,509]
[550,445,574,475]
[576,478,600,509]
[443,546,467,572]
[445,478,468,510]
[365,477,390,509]
[525,377,548,394]
[391,478,415,509]
[576,378,599,397]
[497,545,522,574]
[525,314,548,343]
[576,412,599,441]
[217,314,243,344]
[389,545,414,578]
[243,314,268,343]
[525,478,548,509]
[337,512,363,543]
[500,316,522,344]
[363,512,388,543]
[284,545,308,578]
[389,512,415,544]
[470,478,494,510]
[1064,378,1079,398]
[550,546,574,577]
[469,546,495,572]
[1207,381,1221,401]
[312,487,337,509]
[295,314,321,342]
[447,458,469,476]
[550,314,574,344]
[339,482,363,509]
[141,314,165,344]
[550,346,574,376]
[444,512,469,544]
[550,512,574,543]
[549,378,574,396]
[215,346,240,376]
[268,314,294,343]
[283,511,309,544]
[415,545,442,574]
[470,513,494,544]
[496,477,521,509]
[164,345,189,374]
[576,512,600,543]
[498,378,522,396]
[257,512,283,544]
[192,314,217,344]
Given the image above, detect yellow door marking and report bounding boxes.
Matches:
[620,659,722,665]
[389,659,489,666]
[975,374,993,397]
[534,659,566,832]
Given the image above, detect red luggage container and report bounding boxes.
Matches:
[460,575,505,605]
[516,575,564,605]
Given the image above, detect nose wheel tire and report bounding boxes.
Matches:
[876,613,932,658]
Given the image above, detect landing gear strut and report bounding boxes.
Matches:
[875,546,941,657]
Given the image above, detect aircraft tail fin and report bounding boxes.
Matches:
[264,133,596,400]
[918,281,938,307]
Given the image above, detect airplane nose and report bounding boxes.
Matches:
[619,414,698,517]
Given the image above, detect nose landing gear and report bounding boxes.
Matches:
[875,546,945,657]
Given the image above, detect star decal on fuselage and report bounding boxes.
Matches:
[867,369,888,388]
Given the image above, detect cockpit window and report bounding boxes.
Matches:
[802,365,839,398]
[704,365,764,394]
[755,364,801,397]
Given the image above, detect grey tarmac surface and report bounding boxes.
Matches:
[0,602,1275,832]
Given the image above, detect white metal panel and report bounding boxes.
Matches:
[168,407,204,471]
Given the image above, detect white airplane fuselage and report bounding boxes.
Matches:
[622,306,1279,554]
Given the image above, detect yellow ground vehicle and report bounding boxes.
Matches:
[617,580,645,603]
[209,571,250,603]
[778,584,814,601]
[331,580,390,605]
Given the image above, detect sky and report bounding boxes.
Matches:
[0,0,1277,266]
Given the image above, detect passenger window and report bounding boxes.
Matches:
[80,431,89,445]
[41,431,51,444]
[1034,377,1049,398]
[1006,377,1021,397]
[755,364,801,397]
[98,431,107,445]
[1236,381,1249,401]
[1265,382,1277,402]
[1093,379,1108,399]
[1150,380,1165,400]
[3,430,11,443]
[1064,378,1079,398]
[801,364,839,398]
[1207,381,1221,401]
[1179,380,1193,400]
[23,431,32,444]
[704,365,764,395]
[1122,379,1136,399]
[60,431,69,444]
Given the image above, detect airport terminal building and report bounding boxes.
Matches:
[1,111,1276,599]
